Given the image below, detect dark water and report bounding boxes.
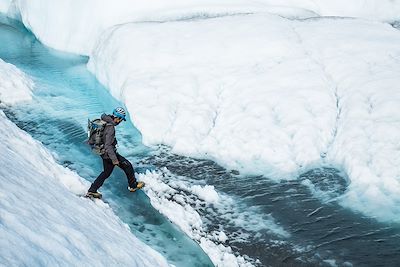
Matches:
[139,147,400,267]
[2,13,400,267]
[391,21,400,30]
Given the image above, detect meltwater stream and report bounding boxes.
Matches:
[0,15,213,267]
[2,14,400,267]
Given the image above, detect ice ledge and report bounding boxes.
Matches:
[6,0,400,55]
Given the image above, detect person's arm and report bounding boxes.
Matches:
[104,125,119,164]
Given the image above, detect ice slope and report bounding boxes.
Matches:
[87,13,400,223]
[0,60,169,267]
[6,0,400,55]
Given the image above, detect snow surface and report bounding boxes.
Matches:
[0,58,33,105]
[8,0,400,55]
[0,0,11,13]
[2,0,400,248]
[87,13,400,223]
[7,0,399,223]
[0,61,168,266]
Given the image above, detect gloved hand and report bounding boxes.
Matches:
[112,160,120,166]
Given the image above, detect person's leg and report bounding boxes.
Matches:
[116,153,137,188]
[88,157,115,192]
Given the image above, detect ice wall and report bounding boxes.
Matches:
[12,0,400,55]
[15,0,267,55]
[0,60,169,267]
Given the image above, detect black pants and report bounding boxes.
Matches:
[88,153,136,192]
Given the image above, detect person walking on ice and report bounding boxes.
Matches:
[86,107,144,198]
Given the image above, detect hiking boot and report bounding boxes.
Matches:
[86,191,102,199]
[128,181,145,192]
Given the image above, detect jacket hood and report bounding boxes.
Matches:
[101,113,116,126]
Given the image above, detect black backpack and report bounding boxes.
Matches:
[87,118,107,155]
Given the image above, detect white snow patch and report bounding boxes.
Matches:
[323,259,338,267]
[215,231,228,243]
[199,238,255,267]
[190,185,219,203]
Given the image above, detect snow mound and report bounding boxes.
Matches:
[88,14,400,223]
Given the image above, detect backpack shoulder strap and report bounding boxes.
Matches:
[99,119,108,127]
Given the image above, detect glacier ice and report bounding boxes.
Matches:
[0,59,169,267]
[87,13,400,223]
[8,0,400,55]
[2,0,400,237]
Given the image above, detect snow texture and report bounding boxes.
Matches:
[0,0,11,13]
[87,13,400,224]
[0,58,33,105]
[5,0,400,224]
[138,169,288,266]
[0,62,168,266]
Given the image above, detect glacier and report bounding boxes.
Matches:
[1,1,400,265]
[2,0,399,224]
[89,12,400,223]
[0,59,169,266]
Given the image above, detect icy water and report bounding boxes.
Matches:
[140,147,400,267]
[2,14,400,267]
[0,15,212,267]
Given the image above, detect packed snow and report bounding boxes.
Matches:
[0,61,169,266]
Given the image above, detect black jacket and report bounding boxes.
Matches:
[101,114,118,162]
